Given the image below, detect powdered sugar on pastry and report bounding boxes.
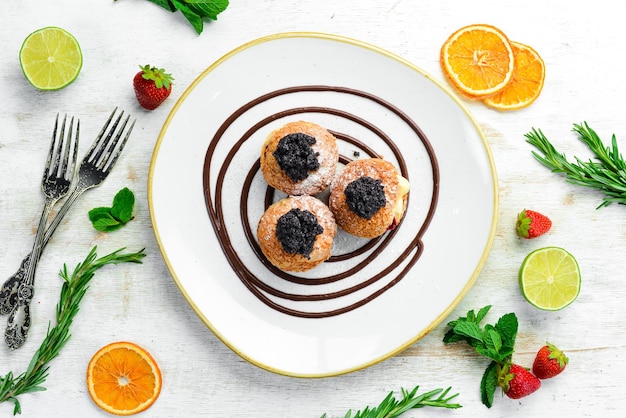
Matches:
[260,121,338,196]
[257,195,337,272]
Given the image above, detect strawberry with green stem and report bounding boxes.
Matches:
[516,209,552,238]
[133,65,174,110]
[497,363,541,399]
[532,342,569,379]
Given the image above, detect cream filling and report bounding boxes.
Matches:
[392,175,410,221]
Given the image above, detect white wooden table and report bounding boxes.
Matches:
[1,1,625,417]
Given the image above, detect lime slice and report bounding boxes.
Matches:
[19,26,82,90]
[519,246,581,310]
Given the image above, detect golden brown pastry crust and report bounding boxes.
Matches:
[257,196,337,272]
[329,158,408,239]
[260,121,338,196]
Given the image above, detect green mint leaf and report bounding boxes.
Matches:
[89,207,122,231]
[444,306,490,345]
[475,346,497,359]
[186,0,229,20]
[444,306,519,361]
[89,188,135,232]
[466,309,476,322]
[452,321,484,343]
[497,347,515,361]
[442,328,466,344]
[444,318,458,329]
[454,305,491,325]
[480,361,498,408]
[495,312,518,354]
[93,215,123,232]
[111,187,135,223]
[88,207,112,222]
[172,0,204,33]
[483,328,502,353]
[475,305,491,323]
[475,345,511,363]
[146,0,176,12]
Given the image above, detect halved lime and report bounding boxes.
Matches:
[519,246,581,311]
[19,26,82,90]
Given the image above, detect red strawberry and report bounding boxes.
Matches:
[498,363,541,399]
[133,65,174,110]
[516,209,552,239]
[532,342,568,379]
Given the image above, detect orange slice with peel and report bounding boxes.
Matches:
[484,41,546,110]
[440,24,515,98]
[86,341,162,416]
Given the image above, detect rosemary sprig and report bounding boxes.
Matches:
[320,385,461,418]
[525,122,626,208]
[0,246,146,415]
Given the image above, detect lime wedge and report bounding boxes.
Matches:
[519,246,581,310]
[19,26,82,90]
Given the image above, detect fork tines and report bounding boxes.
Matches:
[48,114,80,181]
[85,108,136,173]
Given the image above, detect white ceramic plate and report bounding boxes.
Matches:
[148,32,498,377]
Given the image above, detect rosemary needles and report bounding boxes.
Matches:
[320,385,461,418]
[525,122,626,208]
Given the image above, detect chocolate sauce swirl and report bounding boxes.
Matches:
[202,85,440,318]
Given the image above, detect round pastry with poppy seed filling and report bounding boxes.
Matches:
[329,158,410,239]
[257,195,337,272]
[260,121,339,196]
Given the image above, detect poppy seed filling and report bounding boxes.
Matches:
[272,133,320,182]
[344,176,386,219]
[276,208,324,258]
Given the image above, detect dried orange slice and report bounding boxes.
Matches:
[440,24,515,98]
[86,341,162,416]
[484,41,546,110]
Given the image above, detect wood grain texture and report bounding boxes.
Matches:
[1,1,626,416]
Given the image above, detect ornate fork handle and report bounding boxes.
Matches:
[0,256,30,315]
[0,186,84,315]
[4,282,34,350]
[5,198,57,349]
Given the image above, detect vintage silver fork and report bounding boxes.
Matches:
[5,114,79,349]
[0,108,135,319]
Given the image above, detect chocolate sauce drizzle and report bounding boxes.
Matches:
[202,85,440,318]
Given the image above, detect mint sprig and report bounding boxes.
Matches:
[146,0,229,34]
[88,187,135,232]
[443,305,518,408]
